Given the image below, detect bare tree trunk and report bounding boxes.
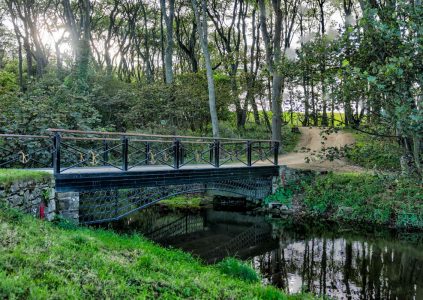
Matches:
[161,0,175,84]
[77,0,91,90]
[318,0,328,126]
[259,0,283,141]
[192,0,219,137]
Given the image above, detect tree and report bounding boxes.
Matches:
[160,0,175,84]
[192,0,219,137]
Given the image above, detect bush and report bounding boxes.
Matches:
[302,173,423,229]
[345,133,403,171]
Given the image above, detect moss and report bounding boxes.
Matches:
[0,169,51,187]
[159,195,204,210]
[0,205,313,299]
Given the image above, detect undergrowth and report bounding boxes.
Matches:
[345,133,403,171]
[302,173,422,229]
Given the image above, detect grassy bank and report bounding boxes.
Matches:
[0,205,314,299]
[0,169,51,186]
[301,173,422,229]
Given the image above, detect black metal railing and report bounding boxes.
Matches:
[0,134,53,169]
[0,129,280,173]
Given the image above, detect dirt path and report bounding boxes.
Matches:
[279,127,364,172]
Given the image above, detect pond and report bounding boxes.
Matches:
[114,202,423,300]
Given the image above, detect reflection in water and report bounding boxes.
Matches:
[254,231,423,299]
[116,206,423,300]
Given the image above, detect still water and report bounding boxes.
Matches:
[115,204,423,300]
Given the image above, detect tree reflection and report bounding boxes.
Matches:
[253,233,423,299]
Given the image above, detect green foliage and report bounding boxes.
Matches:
[217,257,260,283]
[126,72,232,134]
[345,133,403,171]
[0,205,311,299]
[0,74,100,133]
[219,120,300,153]
[264,187,293,207]
[0,169,51,187]
[302,173,423,229]
[0,71,18,94]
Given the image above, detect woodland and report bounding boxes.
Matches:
[0,0,421,177]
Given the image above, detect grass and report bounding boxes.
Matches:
[0,169,51,186]
[0,205,315,299]
[159,195,204,210]
[302,172,423,229]
[217,258,260,283]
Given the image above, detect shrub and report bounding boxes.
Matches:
[345,133,403,171]
[302,173,423,228]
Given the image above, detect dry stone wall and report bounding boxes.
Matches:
[0,177,56,221]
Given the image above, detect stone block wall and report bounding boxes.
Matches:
[0,177,56,221]
[56,192,79,223]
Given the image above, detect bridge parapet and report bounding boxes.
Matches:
[0,130,279,172]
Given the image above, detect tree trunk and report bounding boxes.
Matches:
[259,0,283,142]
[77,0,91,91]
[161,0,175,84]
[192,0,219,137]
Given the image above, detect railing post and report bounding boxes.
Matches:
[122,136,128,171]
[214,139,220,168]
[209,143,214,164]
[145,142,150,165]
[180,144,184,165]
[273,141,279,165]
[103,140,109,165]
[53,133,61,174]
[247,141,252,166]
[173,139,180,169]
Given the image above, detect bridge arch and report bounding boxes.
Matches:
[78,179,273,224]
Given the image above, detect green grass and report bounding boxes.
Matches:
[159,195,204,210]
[0,169,51,186]
[302,173,423,229]
[0,205,315,299]
[217,258,260,283]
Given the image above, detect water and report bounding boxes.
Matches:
[115,205,423,300]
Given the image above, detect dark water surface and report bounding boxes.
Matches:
[116,205,423,300]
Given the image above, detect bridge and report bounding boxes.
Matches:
[0,129,281,224]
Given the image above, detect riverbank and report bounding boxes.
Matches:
[272,172,422,230]
[0,169,51,186]
[0,204,315,299]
